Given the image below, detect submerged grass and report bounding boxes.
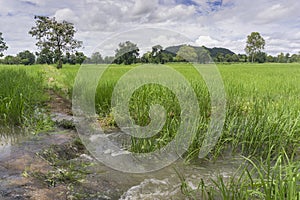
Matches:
[178,149,300,200]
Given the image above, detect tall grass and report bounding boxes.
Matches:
[0,68,51,134]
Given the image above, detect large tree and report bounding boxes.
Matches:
[114,41,139,65]
[29,16,82,69]
[245,32,265,63]
[0,32,8,57]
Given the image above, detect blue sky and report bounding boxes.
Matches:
[0,0,299,56]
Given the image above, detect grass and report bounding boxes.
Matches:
[1,62,300,199]
[0,67,53,134]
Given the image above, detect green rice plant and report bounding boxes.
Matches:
[179,148,300,200]
[0,68,52,134]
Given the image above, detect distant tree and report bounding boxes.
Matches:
[290,54,299,63]
[104,56,115,64]
[114,41,139,65]
[150,45,163,63]
[196,48,210,63]
[75,52,86,64]
[215,53,224,62]
[277,52,286,63]
[224,54,233,62]
[3,55,20,65]
[266,55,275,62]
[17,50,35,65]
[141,52,151,63]
[231,54,239,62]
[0,32,8,57]
[285,53,290,63]
[90,52,103,64]
[161,51,173,63]
[254,52,267,63]
[245,32,265,63]
[238,54,248,62]
[176,45,197,62]
[29,16,82,69]
[36,47,54,64]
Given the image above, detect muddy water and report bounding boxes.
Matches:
[0,127,243,200]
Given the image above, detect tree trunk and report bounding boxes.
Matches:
[57,58,62,69]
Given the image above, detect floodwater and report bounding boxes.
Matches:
[0,129,244,200]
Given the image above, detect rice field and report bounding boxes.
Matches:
[0,62,299,199]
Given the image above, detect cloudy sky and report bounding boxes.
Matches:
[0,0,299,56]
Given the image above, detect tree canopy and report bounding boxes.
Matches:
[17,50,35,65]
[114,41,139,65]
[245,32,265,63]
[29,16,82,68]
[0,32,8,57]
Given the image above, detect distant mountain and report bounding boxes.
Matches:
[164,45,235,58]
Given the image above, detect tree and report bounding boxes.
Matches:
[29,16,82,69]
[196,48,210,63]
[0,32,8,57]
[17,50,35,65]
[74,51,86,64]
[277,52,286,63]
[141,52,151,63]
[91,52,103,64]
[36,47,54,64]
[150,45,163,63]
[114,41,139,65]
[290,54,300,63]
[3,55,20,65]
[245,32,265,63]
[254,52,267,63]
[104,56,115,64]
[267,55,275,62]
[176,45,198,62]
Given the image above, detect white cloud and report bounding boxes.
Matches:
[54,8,78,23]
[195,36,220,47]
[0,0,299,56]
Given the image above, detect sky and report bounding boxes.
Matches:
[0,0,299,57]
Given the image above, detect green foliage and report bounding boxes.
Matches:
[36,47,54,64]
[254,51,267,63]
[165,45,235,62]
[90,52,104,64]
[245,32,266,63]
[0,68,52,133]
[0,32,8,57]
[114,41,139,65]
[176,45,198,62]
[2,55,20,64]
[29,16,82,69]
[17,50,36,65]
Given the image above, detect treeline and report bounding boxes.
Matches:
[1,43,299,66]
[86,42,300,65]
[0,50,86,65]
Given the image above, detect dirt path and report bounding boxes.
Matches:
[46,90,72,116]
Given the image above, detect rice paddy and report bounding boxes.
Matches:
[0,62,299,199]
